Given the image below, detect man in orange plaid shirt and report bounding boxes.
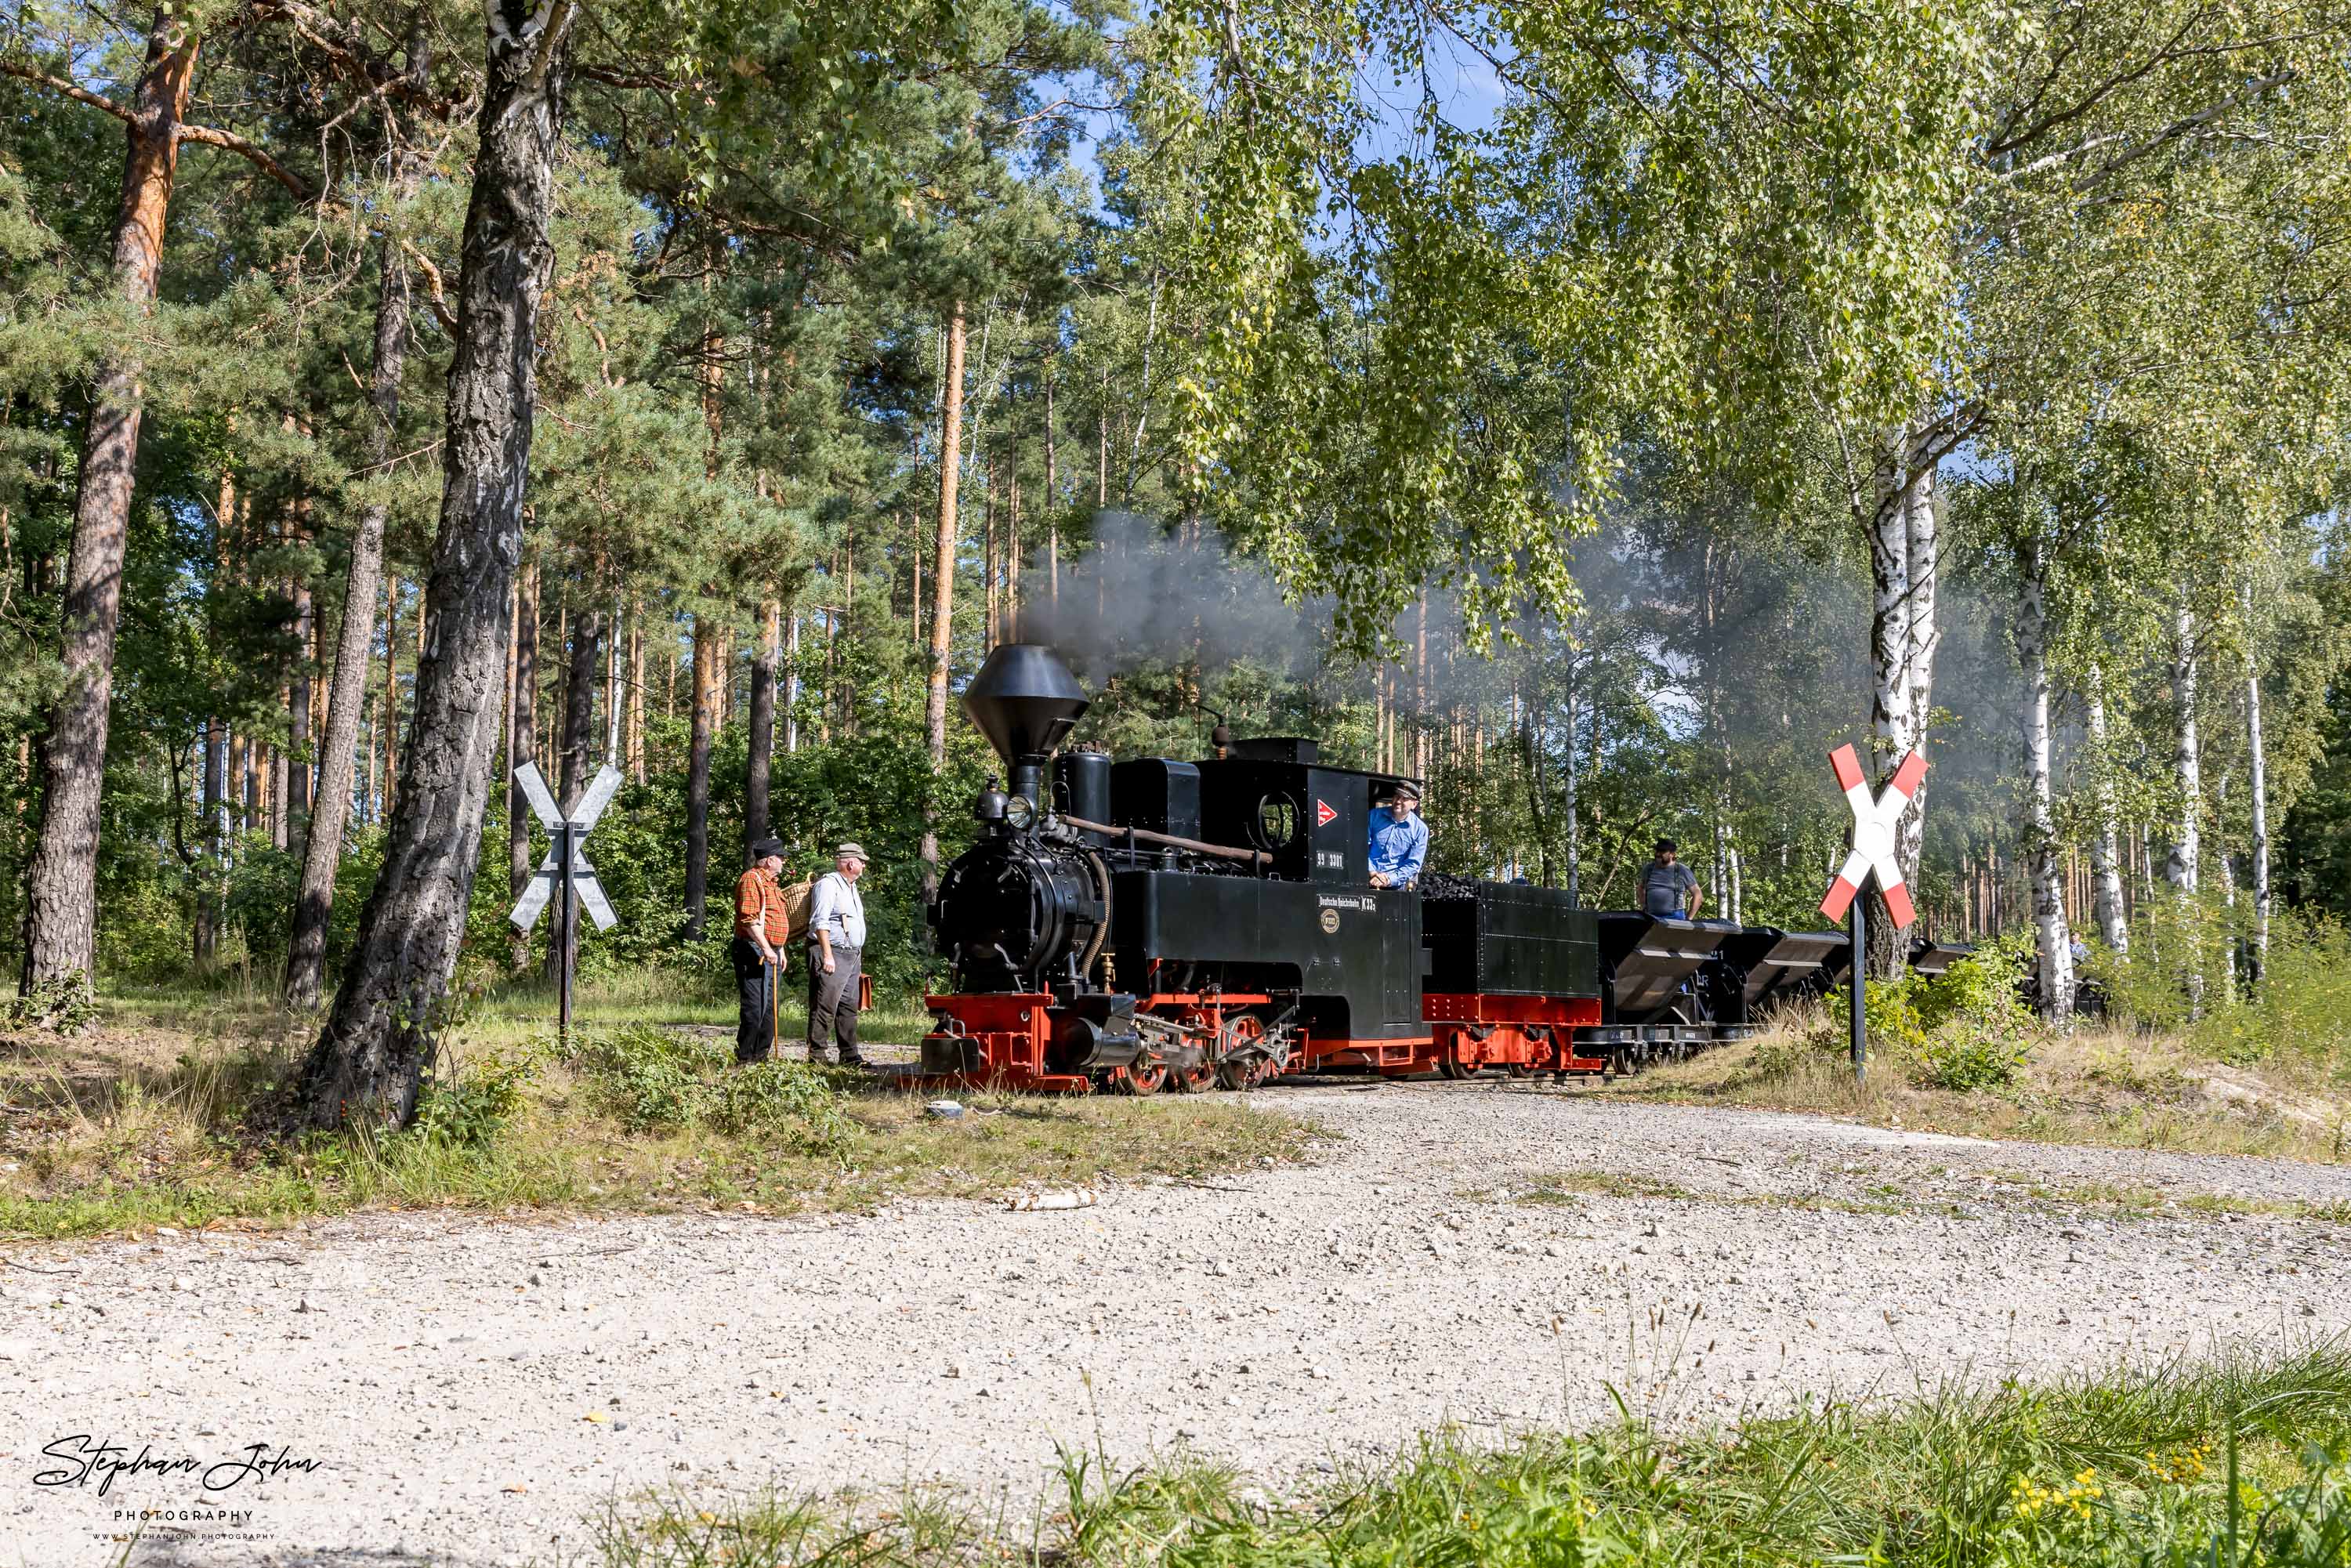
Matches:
[733,838,791,1063]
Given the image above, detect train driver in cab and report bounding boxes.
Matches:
[1367,781,1428,890]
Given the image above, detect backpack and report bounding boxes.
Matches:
[781,876,817,943]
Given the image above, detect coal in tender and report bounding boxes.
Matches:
[1418,871,1483,904]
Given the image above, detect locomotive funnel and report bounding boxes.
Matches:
[962,643,1089,766]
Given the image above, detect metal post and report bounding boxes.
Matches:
[1850,896,1867,1085]
[558,820,578,1056]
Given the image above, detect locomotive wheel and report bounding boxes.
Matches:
[1214,1016,1270,1091]
[1438,1052,1481,1081]
[1111,1063,1168,1095]
[1170,1059,1219,1093]
[1505,1060,1538,1079]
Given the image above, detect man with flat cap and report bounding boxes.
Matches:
[733,838,791,1063]
[806,843,869,1066]
[1367,780,1427,890]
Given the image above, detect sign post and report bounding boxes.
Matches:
[509,762,622,1055]
[1819,744,1926,1085]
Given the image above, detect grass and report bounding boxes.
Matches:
[1503,1169,1918,1218]
[590,1338,2351,1566]
[0,975,1316,1240]
[1611,1002,2351,1165]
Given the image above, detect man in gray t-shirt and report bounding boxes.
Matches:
[1639,838,1702,920]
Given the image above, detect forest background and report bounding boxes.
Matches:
[2,0,2349,1128]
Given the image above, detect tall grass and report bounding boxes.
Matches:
[594,1340,2351,1566]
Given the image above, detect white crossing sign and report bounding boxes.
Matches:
[508,762,622,934]
[1816,741,1928,1088]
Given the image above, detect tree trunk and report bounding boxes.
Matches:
[506,556,538,974]
[286,504,315,855]
[297,0,579,1131]
[22,13,198,997]
[545,588,602,982]
[2165,595,2204,1016]
[195,716,223,965]
[745,599,777,846]
[2244,585,2269,979]
[783,610,800,755]
[1861,424,1938,977]
[2085,662,2129,952]
[1563,652,1579,904]
[284,239,409,1009]
[2016,546,2073,1020]
[556,592,603,808]
[1044,360,1059,611]
[625,604,644,784]
[921,300,966,901]
[683,614,718,937]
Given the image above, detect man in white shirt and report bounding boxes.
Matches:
[806,843,869,1066]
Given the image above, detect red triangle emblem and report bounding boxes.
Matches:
[1315,798,1337,827]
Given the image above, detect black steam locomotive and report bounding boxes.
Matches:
[916,645,1871,1094]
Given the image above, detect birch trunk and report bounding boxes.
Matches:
[285,237,410,1009]
[2016,548,2074,1019]
[299,0,579,1130]
[2244,588,2269,978]
[2164,596,2204,1016]
[921,301,966,901]
[1861,423,1939,976]
[2085,663,2129,952]
[24,13,198,995]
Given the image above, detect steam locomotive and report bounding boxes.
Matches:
[915,644,1897,1093]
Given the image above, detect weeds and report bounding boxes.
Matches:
[593,1340,2351,1566]
[0,986,1311,1238]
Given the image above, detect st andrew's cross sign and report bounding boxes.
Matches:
[508,761,623,1048]
[1817,743,1925,1085]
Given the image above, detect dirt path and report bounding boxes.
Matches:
[7,1085,2349,1566]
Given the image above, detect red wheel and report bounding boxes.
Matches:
[1439,1046,1482,1080]
[1110,1063,1168,1095]
[1170,1057,1218,1093]
[1215,1016,1270,1091]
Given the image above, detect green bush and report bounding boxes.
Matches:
[411,1041,539,1148]
[568,1023,849,1152]
[1819,976,1927,1059]
[1915,1023,2033,1091]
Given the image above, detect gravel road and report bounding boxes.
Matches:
[5,1083,2348,1566]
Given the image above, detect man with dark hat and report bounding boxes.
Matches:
[733,838,791,1063]
[1367,781,1427,890]
[806,843,869,1066]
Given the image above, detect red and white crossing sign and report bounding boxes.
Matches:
[1819,744,1925,929]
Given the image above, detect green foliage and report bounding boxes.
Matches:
[565,1023,850,1152]
[410,1042,541,1150]
[1915,1026,2034,1093]
[2,972,98,1031]
[598,1342,2351,1566]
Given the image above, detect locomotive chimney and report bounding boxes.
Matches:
[961,643,1089,806]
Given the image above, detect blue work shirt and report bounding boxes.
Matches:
[1367,809,1429,885]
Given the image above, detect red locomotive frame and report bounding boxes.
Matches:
[916,989,1605,1094]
